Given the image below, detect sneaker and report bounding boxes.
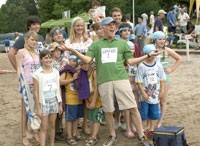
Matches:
[114,122,121,130]
[121,123,127,131]
[138,136,150,146]
[103,135,117,146]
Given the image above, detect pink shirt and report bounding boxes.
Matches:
[23,54,40,84]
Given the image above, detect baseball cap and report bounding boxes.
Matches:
[143,44,156,54]
[158,9,167,15]
[69,55,77,60]
[152,31,165,40]
[48,42,60,52]
[100,17,116,26]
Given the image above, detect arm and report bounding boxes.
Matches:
[15,50,23,78]
[59,72,78,85]
[61,45,92,63]
[8,48,18,70]
[165,48,182,73]
[137,83,148,101]
[88,70,98,109]
[126,50,163,66]
[33,78,42,117]
[158,81,165,99]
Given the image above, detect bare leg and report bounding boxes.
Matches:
[129,108,144,138]
[40,116,48,146]
[66,120,73,139]
[49,113,57,146]
[157,83,170,128]
[82,104,90,135]
[105,112,116,136]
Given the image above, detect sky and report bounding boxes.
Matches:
[0,0,7,8]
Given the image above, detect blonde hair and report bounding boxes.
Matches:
[24,31,38,49]
[69,17,89,43]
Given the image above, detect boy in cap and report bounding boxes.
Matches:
[63,17,162,146]
[135,44,165,142]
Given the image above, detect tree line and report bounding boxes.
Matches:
[0,0,188,34]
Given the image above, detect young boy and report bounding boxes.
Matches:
[79,60,105,146]
[60,55,83,145]
[135,44,166,140]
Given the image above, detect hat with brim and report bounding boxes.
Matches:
[158,9,167,15]
[49,42,60,52]
[100,17,116,26]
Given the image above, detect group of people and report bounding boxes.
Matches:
[8,5,183,146]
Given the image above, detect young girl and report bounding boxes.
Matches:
[33,49,63,146]
[79,61,104,146]
[16,30,40,146]
[152,31,182,128]
[65,17,93,135]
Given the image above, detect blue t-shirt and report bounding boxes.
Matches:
[153,17,163,32]
[167,11,176,27]
[134,23,146,37]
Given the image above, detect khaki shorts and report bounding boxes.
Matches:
[98,80,137,112]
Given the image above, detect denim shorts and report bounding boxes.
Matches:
[40,97,59,116]
[65,104,83,121]
[139,101,161,120]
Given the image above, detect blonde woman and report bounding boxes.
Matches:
[16,31,41,146]
[65,17,93,135]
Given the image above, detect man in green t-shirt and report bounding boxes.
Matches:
[63,17,161,146]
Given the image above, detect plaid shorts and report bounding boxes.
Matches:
[41,97,59,116]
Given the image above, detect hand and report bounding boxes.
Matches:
[60,44,73,52]
[36,108,42,118]
[142,92,148,102]
[149,49,163,57]
[58,104,63,115]
[164,67,173,74]
[158,91,164,99]
[89,101,96,109]
[73,72,79,80]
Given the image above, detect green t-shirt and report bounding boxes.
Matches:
[86,37,133,85]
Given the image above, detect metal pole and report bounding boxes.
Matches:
[132,0,135,26]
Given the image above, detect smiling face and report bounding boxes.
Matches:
[52,30,63,43]
[51,48,61,59]
[155,38,166,49]
[73,19,85,35]
[41,54,52,67]
[69,59,77,68]
[120,29,130,40]
[111,11,122,23]
[29,23,41,33]
[27,36,38,49]
[103,22,117,40]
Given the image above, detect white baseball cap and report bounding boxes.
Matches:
[158,9,167,15]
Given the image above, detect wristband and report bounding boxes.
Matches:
[147,53,151,58]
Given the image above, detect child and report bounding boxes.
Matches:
[78,60,105,146]
[60,55,83,145]
[33,49,63,146]
[49,42,66,141]
[118,22,138,138]
[135,44,165,140]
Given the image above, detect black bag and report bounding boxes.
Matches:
[153,126,188,146]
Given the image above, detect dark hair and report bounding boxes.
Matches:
[110,7,122,16]
[26,16,41,30]
[39,49,51,60]
[138,16,143,20]
[147,24,152,28]
[90,23,101,31]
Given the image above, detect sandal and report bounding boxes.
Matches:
[73,135,87,141]
[85,136,99,146]
[23,136,33,146]
[124,131,135,139]
[66,138,77,146]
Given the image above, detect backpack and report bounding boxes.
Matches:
[153,126,188,146]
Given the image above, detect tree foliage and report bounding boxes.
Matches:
[0,0,189,33]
